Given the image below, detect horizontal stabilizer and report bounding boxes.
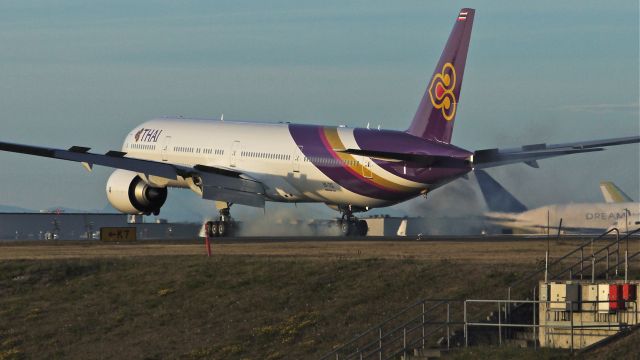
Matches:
[337,148,470,169]
[473,135,640,169]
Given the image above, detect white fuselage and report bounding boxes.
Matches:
[486,202,640,234]
[121,118,428,209]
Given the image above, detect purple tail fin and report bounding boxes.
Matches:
[406,8,475,143]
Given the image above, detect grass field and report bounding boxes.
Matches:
[0,239,637,359]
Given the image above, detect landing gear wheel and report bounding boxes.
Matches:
[205,221,215,237]
[338,205,369,237]
[210,221,219,237]
[340,221,351,236]
[210,202,237,238]
[356,220,368,236]
[217,221,226,237]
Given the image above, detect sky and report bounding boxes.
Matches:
[0,0,638,221]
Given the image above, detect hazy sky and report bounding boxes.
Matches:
[0,1,638,220]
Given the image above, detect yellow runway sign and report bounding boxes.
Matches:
[100,227,137,242]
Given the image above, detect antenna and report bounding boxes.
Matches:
[366,122,370,129]
[377,124,381,130]
[220,113,224,121]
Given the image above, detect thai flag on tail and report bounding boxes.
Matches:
[457,11,468,21]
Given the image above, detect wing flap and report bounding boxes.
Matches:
[202,186,265,207]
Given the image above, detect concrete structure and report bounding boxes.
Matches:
[363,217,404,236]
[539,280,639,349]
[0,211,493,240]
[364,215,490,237]
[0,212,129,240]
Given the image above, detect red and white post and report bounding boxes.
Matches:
[204,222,212,257]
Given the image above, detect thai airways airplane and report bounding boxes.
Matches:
[1,8,638,237]
[475,170,640,234]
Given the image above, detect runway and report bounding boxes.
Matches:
[1,235,636,263]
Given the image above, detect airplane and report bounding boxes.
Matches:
[1,8,639,237]
[475,170,640,234]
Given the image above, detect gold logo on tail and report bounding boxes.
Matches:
[428,63,457,121]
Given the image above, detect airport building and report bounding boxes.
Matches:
[363,215,490,237]
[0,212,200,240]
[0,211,495,241]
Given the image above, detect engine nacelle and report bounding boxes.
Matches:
[106,170,167,215]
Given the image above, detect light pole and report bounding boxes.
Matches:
[624,208,630,282]
[624,208,630,235]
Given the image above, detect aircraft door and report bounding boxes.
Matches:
[161,136,172,162]
[292,145,302,172]
[361,159,372,179]
[230,141,241,167]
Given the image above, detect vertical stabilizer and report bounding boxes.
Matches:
[475,170,528,212]
[600,181,633,203]
[406,8,475,143]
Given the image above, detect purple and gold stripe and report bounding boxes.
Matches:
[289,124,419,201]
[320,127,416,193]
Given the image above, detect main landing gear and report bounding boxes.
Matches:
[205,202,236,237]
[339,205,368,236]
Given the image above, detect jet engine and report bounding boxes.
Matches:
[106,169,167,215]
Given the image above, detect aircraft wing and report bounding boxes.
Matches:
[0,141,266,207]
[472,135,640,169]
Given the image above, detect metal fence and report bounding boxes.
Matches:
[319,299,465,360]
[464,298,639,352]
[321,228,640,359]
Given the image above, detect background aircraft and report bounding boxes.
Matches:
[476,170,640,234]
[1,8,638,237]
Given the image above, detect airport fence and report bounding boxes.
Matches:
[319,299,465,360]
[321,295,640,359]
[505,227,640,299]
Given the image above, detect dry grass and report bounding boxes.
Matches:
[0,239,637,359]
[0,255,540,359]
